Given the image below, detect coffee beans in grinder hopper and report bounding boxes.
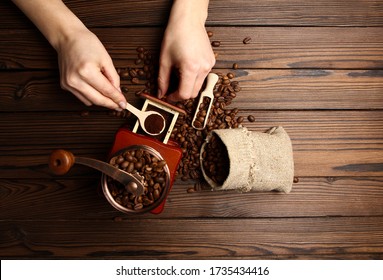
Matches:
[107,148,168,212]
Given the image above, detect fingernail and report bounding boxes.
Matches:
[157,89,162,99]
[115,107,122,112]
[119,101,126,109]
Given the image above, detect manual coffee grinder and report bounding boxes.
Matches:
[104,93,187,214]
[49,93,186,214]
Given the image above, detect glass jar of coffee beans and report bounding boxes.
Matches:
[101,145,170,214]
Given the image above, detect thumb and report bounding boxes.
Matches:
[157,63,171,99]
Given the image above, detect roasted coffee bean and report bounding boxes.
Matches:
[131,77,140,84]
[134,203,143,210]
[135,59,142,65]
[129,69,137,77]
[243,36,252,44]
[227,72,235,79]
[248,115,255,122]
[187,187,195,193]
[121,86,129,93]
[207,31,213,37]
[120,70,130,79]
[113,216,123,222]
[211,41,221,47]
[232,63,239,69]
[80,110,90,117]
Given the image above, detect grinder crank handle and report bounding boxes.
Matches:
[49,149,75,175]
[48,149,145,196]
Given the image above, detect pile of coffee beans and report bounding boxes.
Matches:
[117,46,157,92]
[201,133,230,185]
[170,72,243,183]
[107,148,168,211]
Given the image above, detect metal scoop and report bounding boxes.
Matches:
[48,149,145,196]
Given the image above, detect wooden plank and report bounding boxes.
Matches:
[1,217,382,259]
[0,71,145,112]
[1,177,383,220]
[0,111,382,178]
[2,0,383,28]
[1,27,383,70]
[1,70,383,111]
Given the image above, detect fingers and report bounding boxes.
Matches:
[63,78,122,109]
[166,65,211,103]
[166,67,196,102]
[61,62,126,110]
[157,61,172,99]
[101,59,121,92]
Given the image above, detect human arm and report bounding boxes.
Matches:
[157,0,215,102]
[11,0,127,110]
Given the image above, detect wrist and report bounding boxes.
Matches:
[50,21,89,52]
[169,0,209,26]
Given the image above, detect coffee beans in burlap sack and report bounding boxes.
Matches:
[200,126,294,193]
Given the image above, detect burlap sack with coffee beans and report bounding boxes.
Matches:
[201,126,294,193]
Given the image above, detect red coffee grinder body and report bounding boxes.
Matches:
[107,94,186,214]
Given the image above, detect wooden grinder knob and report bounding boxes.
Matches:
[49,149,75,175]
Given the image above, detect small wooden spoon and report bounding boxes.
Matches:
[192,73,219,130]
[125,102,165,136]
[48,149,145,196]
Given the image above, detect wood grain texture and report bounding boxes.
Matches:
[0,111,382,178]
[1,0,383,260]
[1,0,383,28]
[1,177,383,220]
[1,70,383,111]
[1,217,383,259]
[1,27,383,70]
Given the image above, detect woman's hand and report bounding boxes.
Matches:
[56,28,126,110]
[157,0,215,102]
[11,0,127,110]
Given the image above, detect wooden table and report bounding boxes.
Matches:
[1,0,383,259]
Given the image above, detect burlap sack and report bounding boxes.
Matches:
[200,126,294,193]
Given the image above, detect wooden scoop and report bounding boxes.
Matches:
[125,102,165,136]
[48,149,145,196]
[192,73,219,130]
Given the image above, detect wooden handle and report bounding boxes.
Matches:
[204,73,219,95]
[49,149,75,175]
